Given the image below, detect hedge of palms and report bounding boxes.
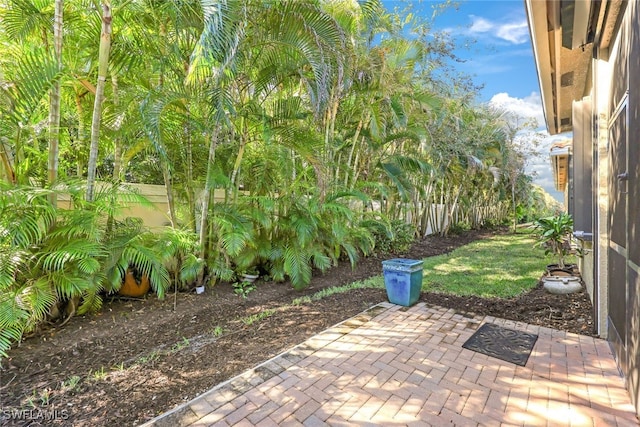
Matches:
[0,0,560,357]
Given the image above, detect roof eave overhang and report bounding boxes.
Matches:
[550,147,571,191]
[526,0,557,134]
[525,0,601,136]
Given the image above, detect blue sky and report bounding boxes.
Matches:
[429,0,537,101]
[386,0,540,101]
[383,0,565,202]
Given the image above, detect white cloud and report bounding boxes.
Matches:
[469,16,493,33]
[524,134,573,203]
[486,92,571,202]
[488,92,545,128]
[495,21,530,44]
[467,15,529,45]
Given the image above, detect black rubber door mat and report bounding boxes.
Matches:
[462,323,538,366]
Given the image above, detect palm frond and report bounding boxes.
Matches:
[189,0,245,86]
[379,161,413,201]
[385,154,432,175]
[120,242,170,299]
[179,253,204,284]
[326,189,372,204]
[1,0,52,42]
[290,212,318,248]
[309,247,332,272]
[4,46,60,124]
[211,205,253,257]
[77,287,104,315]
[207,254,234,282]
[39,238,104,273]
[0,326,23,358]
[22,277,58,323]
[0,186,55,247]
[283,246,312,290]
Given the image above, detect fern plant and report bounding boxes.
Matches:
[0,186,57,357]
[0,186,106,357]
[155,228,202,290]
[0,183,171,359]
[235,192,374,290]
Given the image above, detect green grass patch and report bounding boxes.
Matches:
[291,277,385,305]
[288,229,564,303]
[420,230,557,298]
[241,309,276,326]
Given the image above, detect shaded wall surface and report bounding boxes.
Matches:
[602,0,640,416]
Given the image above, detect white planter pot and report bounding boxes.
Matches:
[241,273,259,283]
[542,276,582,294]
[195,286,205,294]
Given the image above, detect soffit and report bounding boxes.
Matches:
[550,140,572,191]
[525,0,624,135]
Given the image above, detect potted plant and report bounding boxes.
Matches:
[119,267,151,297]
[239,266,259,283]
[533,213,581,294]
[533,213,575,269]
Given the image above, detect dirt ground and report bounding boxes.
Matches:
[0,228,595,426]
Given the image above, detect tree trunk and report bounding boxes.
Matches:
[112,141,122,181]
[86,1,112,202]
[511,178,517,234]
[74,93,86,177]
[161,163,178,228]
[184,107,196,231]
[344,113,367,187]
[47,0,63,206]
[0,140,16,184]
[199,127,220,259]
[229,116,247,200]
[111,75,122,181]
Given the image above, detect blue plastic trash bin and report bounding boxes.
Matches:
[382,258,423,307]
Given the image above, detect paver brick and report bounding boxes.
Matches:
[293,399,322,423]
[224,402,257,425]
[268,399,302,424]
[142,303,639,427]
[189,398,215,418]
[246,401,280,424]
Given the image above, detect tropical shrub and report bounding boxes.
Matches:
[228,193,374,290]
[1,186,62,357]
[448,221,472,234]
[365,218,416,254]
[0,0,564,359]
[533,213,574,268]
[0,184,170,358]
[155,228,203,291]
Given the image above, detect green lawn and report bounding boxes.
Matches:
[311,229,570,302]
[419,231,554,298]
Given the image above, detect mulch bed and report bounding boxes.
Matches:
[0,228,595,426]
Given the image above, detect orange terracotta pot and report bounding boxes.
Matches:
[119,269,151,297]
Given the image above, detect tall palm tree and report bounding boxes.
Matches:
[47,0,64,206]
[0,0,59,185]
[190,0,348,260]
[86,0,112,202]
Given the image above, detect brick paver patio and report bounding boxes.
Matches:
[141,302,639,426]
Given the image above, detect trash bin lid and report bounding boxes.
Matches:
[382,258,423,271]
[382,258,423,266]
